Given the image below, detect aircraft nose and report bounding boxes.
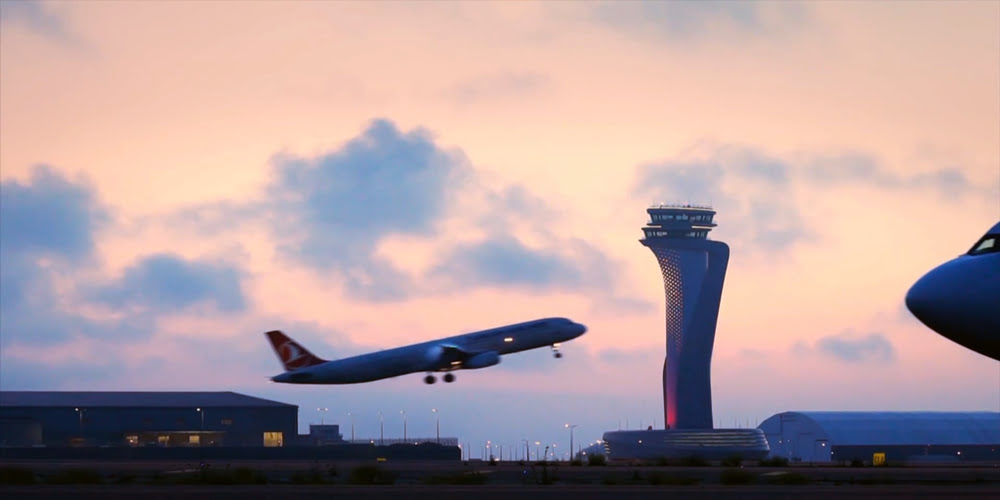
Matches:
[905,262,964,332]
[904,273,936,326]
[568,322,587,338]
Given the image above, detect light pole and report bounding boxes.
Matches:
[74,407,86,439]
[195,408,205,446]
[317,407,328,425]
[522,439,529,462]
[378,411,384,445]
[565,424,577,461]
[400,410,407,443]
[535,441,540,461]
[432,408,439,444]
[346,412,354,442]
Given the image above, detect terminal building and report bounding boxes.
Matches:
[0,391,297,447]
[758,411,1000,464]
[603,205,769,461]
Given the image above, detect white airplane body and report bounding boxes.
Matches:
[266,317,587,385]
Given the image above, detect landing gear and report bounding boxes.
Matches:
[443,373,456,383]
[552,344,563,358]
[424,374,436,384]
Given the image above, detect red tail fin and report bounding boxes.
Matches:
[265,330,328,371]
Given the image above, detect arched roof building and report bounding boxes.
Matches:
[758,411,1000,464]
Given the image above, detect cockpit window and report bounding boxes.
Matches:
[968,234,998,255]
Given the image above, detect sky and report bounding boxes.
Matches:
[1,0,998,458]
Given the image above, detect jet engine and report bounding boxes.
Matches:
[425,345,445,363]
[464,351,500,369]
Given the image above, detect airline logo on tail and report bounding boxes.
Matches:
[266,330,327,371]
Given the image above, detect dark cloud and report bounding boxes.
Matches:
[268,118,468,300]
[88,254,246,313]
[592,0,806,41]
[258,118,642,306]
[0,165,107,260]
[815,332,895,363]
[1,167,109,345]
[0,166,248,347]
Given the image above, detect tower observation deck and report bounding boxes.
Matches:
[641,204,728,430]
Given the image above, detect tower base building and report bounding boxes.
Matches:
[601,428,769,461]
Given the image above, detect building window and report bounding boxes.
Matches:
[126,435,139,446]
[189,435,200,445]
[158,435,169,446]
[221,418,233,425]
[263,432,283,447]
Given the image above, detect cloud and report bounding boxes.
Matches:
[0,1,77,44]
[0,165,107,261]
[592,0,807,41]
[633,145,809,253]
[268,118,469,300]
[251,119,641,307]
[446,71,548,105]
[88,254,247,313]
[155,201,266,237]
[1,166,109,344]
[0,166,250,347]
[633,144,991,256]
[803,153,979,198]
[431,236,583,290]
[815,331,896,363]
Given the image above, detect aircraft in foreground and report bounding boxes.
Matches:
[905,220,999,361]
[266,317,587,384]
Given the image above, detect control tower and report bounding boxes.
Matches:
[640,204,728,430]
[601,205,767,461]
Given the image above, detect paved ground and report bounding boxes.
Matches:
[3,459,999,498]
[3,484,999,499]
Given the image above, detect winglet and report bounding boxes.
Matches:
[265,330,328,371]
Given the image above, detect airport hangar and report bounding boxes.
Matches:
[759,411,1000,464]
[0,391,298,447]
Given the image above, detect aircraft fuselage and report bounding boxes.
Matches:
[270,317,586,384]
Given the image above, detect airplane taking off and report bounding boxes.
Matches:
[266,317,587,385]
[905,221,1000,361]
